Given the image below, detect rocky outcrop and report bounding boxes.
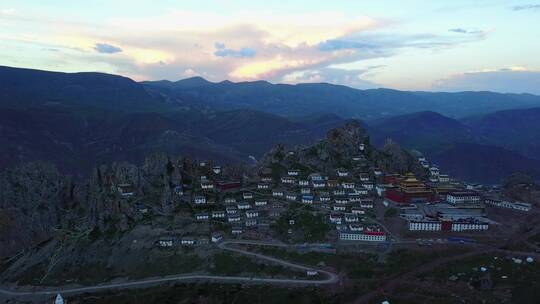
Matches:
[326,120,366,154]
[258,120,424,177]
[0,153,186,259]
[0,163,77,257]
[375,139,426,176]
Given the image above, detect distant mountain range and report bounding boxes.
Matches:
[1,65,540,183]
[368,110,540,183]
[466,108,540,160]
[0,67,348,172]
[143,76,540,121]
[368,111,479,153]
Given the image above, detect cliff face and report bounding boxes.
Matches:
[375,139,427,177]
[0,153,184,259]
[0,163,74,257]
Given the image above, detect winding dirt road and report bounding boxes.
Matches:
[0,240,339,302]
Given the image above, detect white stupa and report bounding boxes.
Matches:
[55,293,64,304]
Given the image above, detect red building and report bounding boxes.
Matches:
[384,173,435,204]
[218,181,241,191]
[441,220,452,231]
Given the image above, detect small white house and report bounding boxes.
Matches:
[228,214,241,222]
[281,176,296,184]
[201,182,214,190]
[355,188,368,195]
[226,206,238,214]
[333,188,346,196]
[261,176,273,183]
[258,183,270,190]
[438,174,450,183]
[329,213,343,224]
[211,233,223,243]
[306,270,318,276]
[335,197,349,205]
[272,190,284,197]
[224,197,237,204]
[194,195,207,205]
[348,194,362,202]
[212,210,226,218]
[342,182,355,189]
[174,185,184,196]
[245,218,258,226]
[360,201,374,209]
[345,213,359,223]
[288,169,300,176]
[309,173,324,181]
[312,180,326,188]
[286,193,297,201]
[299,180,310,186]
[351,207,366,215]
[237,202,252,210]
[333,205,346,212]
[255,199,268,207]
[231,226,243,234]
[181,238,196,246]
[117,184,134,197]
[319,193,331,202]
[196,213,210,221]
[158,238,174,247]
[302,195,314,204]
[246,210,259,218]
[362,183,374,190]
[135,203,149,214]
[337,168,349,177]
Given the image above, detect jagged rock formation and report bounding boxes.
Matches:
[258,120,423,176]
[374,139,427,177]
[0,163,79,257]
[0,153,185,259]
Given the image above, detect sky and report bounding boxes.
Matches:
[1,0,540,94]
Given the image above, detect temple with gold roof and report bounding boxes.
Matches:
[385,173,435,204]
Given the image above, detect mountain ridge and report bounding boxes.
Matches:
[2,65,540,183]
[143,75,540,120]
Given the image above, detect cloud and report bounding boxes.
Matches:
[449,28,468,34]
[433,67,540,94]
[316,30,486,54]
[318,40,375,51]
[0,8,489,85]
[214,42,256,58]
[94,43,122,54]
[182,68,198,77]
[282,67,381,89]
[512,4,540,11]
[448,27,485,36]
[0,8,15,15]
